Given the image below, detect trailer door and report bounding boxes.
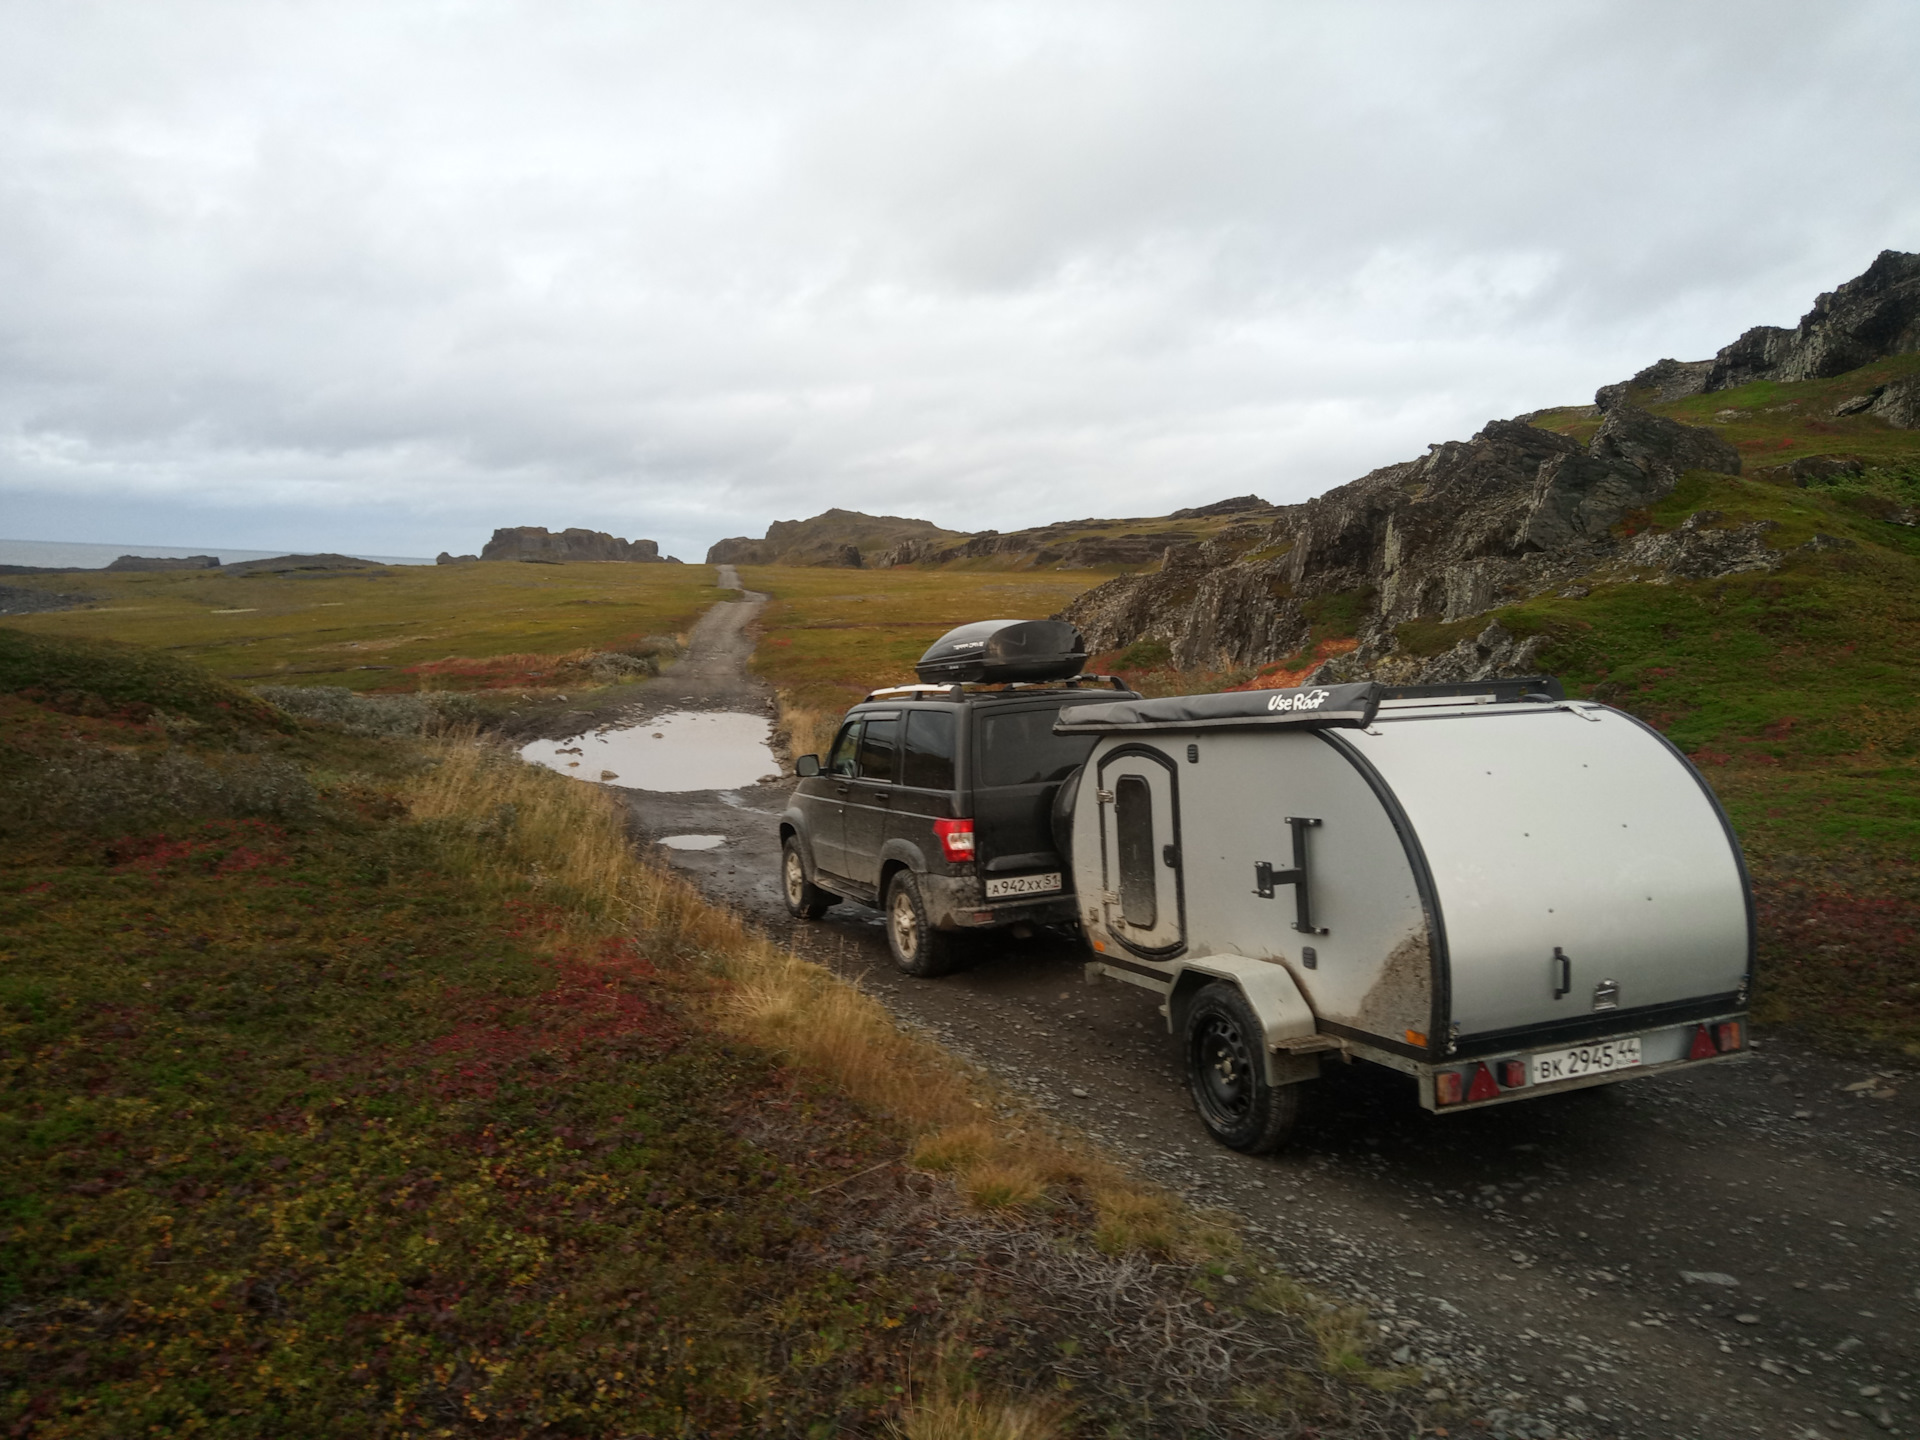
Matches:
[1097,747,1185,957]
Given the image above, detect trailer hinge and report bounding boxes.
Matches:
[1095,789,1115,804]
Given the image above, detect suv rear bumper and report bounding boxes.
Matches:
[918,871,1078,931]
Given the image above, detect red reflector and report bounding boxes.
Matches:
[1435,1071,1464,1106]
[1688,1025,1717,1060]
[1466,1063,1501,1103]
[932,817,976,863]
[1498,1059,1528,1089]
[1715,1021,1743,1053]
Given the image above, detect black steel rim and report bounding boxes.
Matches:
[1192,1011,1254,1126]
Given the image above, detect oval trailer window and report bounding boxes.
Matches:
[1114,774,1158,929]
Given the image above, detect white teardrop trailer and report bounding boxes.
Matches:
[1052,677,1754,1153]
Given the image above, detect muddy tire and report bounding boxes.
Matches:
[781,835,836,920]
[884,870,962,978]
[1184,981,1301,1154]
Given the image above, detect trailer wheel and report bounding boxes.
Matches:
[1184,982,1301,1154]
[885,871,962,978]
[781,836,837,920]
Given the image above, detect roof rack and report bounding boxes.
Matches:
[861,673,1130,704]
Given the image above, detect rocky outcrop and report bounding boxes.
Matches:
[105,554,220,572]
[1596,250,1920,408]
[1059,405,1744,680]
[705,509,964,567]
[1828,376,1919,429]
[435,551,479,565]
[481,527,676,563]
[1170,494,1273,520]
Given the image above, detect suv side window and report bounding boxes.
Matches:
[900,710,956,790]
[856,715,899,782]
[827,721,862,776]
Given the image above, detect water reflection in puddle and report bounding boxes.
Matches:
[519,711,779,792]
[659,834,727,850]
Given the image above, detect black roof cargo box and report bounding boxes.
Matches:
[915,619,1088,685]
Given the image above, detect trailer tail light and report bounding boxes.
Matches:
[1435,1071,1464,1107]
[1498,1059,1528,1089]
[1715,1021,1743,1053]
[1466,1063,1501,1104]
[1688,1025,1717,1061]
[932,818,976,863]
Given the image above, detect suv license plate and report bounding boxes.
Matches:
[1531,1037,1642,1085]
[985,872,1062,899]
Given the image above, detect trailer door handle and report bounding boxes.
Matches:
[1252,817,1328,935]
[1552,945,1571,999]
[1162,844,1179,869]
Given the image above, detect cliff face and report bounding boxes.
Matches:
[479,528,678,563]
[1059,251,1920,688]
[1597,249,1920,409]
[704,509,963,567]
[1061,408,1743,678]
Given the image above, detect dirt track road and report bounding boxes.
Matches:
[586,572,1920,1440]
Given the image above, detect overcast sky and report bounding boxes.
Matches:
[2,1,1916,561]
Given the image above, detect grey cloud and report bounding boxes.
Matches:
[1,0,1916,562]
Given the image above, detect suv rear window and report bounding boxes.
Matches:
[977,708,1096,787]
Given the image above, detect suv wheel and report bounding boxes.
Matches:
[781,836,837,920]
[884,870,961,978]
[1184,981,1302,1154]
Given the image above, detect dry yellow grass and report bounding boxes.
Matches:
[891,1389,1068,1440]
[404,735,1218,1255]
[772,691,839,765]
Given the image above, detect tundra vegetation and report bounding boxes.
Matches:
[0,624,1424,1438]
[736,566,1129,762]
[0,558,713,694]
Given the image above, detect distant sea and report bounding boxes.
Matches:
[0,538,434,570]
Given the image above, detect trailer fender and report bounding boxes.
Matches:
[1168,957,1322,1086]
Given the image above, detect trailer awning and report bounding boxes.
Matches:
[1052,681,1382,733]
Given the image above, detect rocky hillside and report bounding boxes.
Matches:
[704,509,964,567]
[874,495,1282,569]
[1061,250,1920,693]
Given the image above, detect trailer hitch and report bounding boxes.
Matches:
[1253,816,1328,935]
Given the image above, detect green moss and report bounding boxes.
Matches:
[1298,587,1375,640]
[1393,614,1487,658]
[1110,638,1173,671]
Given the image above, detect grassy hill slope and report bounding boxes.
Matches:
[0,560,713,693]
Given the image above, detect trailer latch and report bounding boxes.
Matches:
[1253,816,1329,935]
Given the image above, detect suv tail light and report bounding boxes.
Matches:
[932,818,975,864]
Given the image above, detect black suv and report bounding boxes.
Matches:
[779,620,1136,976]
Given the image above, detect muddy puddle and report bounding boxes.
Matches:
[519,710,779,792]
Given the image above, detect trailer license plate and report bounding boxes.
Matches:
[1531,1037,1642,1084]
[984,872,1061,898]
